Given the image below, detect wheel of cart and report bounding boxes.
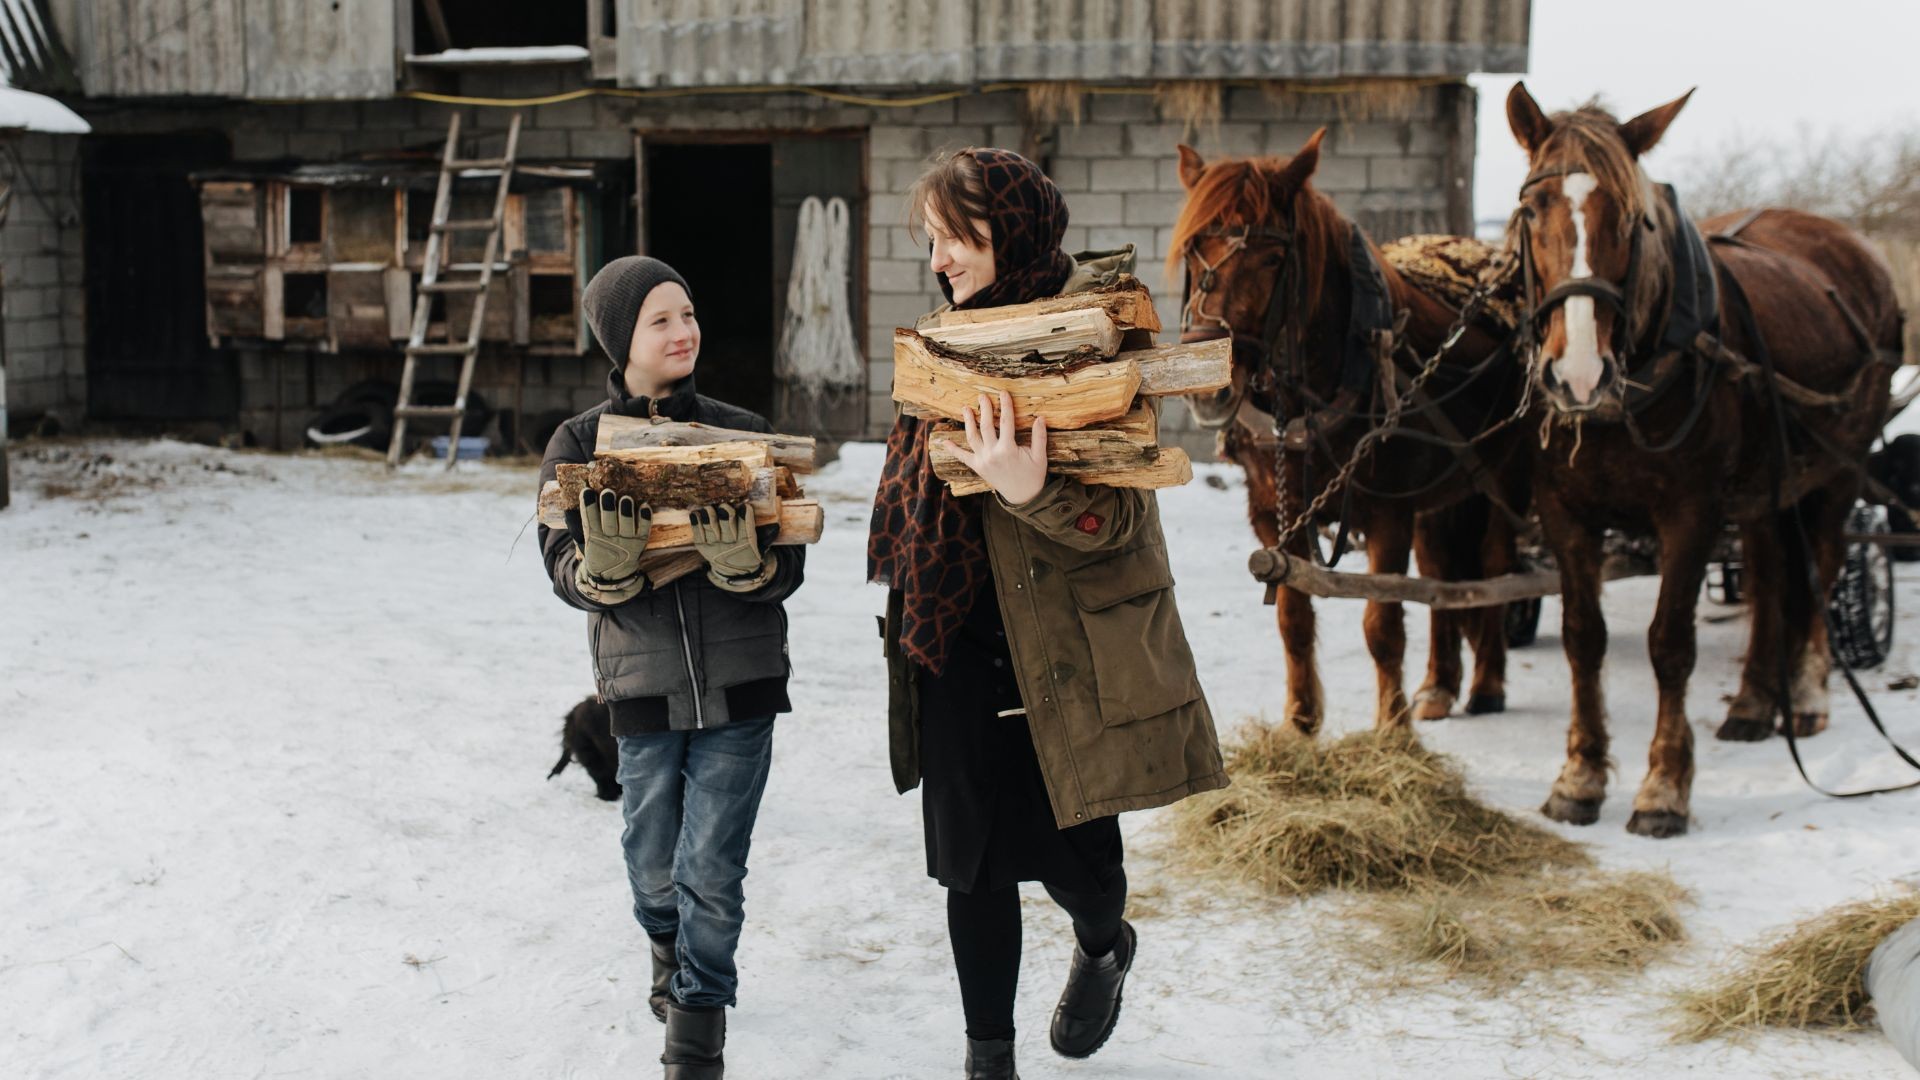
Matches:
[1829,502,1896,670]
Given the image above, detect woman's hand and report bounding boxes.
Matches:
[939,390,1049,506]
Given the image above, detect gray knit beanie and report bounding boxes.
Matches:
[583,255,692,369]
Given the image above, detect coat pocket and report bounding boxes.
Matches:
[1065,546,1201,726]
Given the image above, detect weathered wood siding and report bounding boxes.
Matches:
[60,0,395,99]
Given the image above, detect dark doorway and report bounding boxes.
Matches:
[643,142,775,419]
[82,132,235,422]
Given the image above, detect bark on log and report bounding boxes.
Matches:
[1245,549,1648,609]
[1128,337,1233,396]
[548,460,779,515]
[928,401,1160,486]
[942,448,1193,495]
[892,328,1140,429]
[918,279,1161,333]
[920,309,1123,360]
[594,416,816,473]
[537,485,824,546]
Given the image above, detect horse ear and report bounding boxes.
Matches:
[1507,82,1553,156]
[1619,89,1694,158]
[1275,127,1326,191]
[1176,144,1205,190]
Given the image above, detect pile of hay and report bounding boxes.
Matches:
[1173,725,1689,986]
[1676,890,1920,1040]
[1173,726,1586,895]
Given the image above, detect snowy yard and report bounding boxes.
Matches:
[5,436,1920,1079]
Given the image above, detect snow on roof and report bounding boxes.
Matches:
[0,0,86,134]
[404,45,591,67]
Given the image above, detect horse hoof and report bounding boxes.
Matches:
[1779,713,1829,738]
[1626,810,1689,838]
[1413,693,1453,721]
[1541,793,1602,826]
[1465,693,1506,716]
[1715,717,1772,742]
[1287,713,1322,738]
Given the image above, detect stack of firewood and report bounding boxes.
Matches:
[892,278,1230,494]
[536,418,822,587]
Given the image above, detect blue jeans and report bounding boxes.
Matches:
[616,717,775,1009]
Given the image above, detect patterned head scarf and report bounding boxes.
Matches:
[867,149,1075,673]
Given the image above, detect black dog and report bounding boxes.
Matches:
[548,695,622,801]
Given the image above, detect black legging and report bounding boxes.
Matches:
[946,866,1128,1042]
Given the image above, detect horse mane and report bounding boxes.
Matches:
[1509,101,1676,337]
[1165,156,1344,319]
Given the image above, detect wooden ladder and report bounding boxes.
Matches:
[387,111,522,469]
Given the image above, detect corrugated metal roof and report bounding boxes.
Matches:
[621,0,1529,88]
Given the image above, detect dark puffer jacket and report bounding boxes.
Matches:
[540,371,804,735]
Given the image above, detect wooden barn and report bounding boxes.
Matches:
[0,0,1530,457]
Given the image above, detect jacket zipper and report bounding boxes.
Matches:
[673,580,705,729]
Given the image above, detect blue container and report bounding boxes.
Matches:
[429,435,491,461]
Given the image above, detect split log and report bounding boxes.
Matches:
[942,448,1193,496]
[892,328,1140,429]
[920,309,1123,361]
[635,548,708,589]
[595,415,816,473]
[928,400,1158,484]
[541,464,779,530]
[536,484,824,547]
[919,278,1162,334]
[1245,549,1649,609]
[597,442,774,470]
[1128,337,1233,396]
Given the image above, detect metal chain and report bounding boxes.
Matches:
[1271,256,1521,551]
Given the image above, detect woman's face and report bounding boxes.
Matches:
[625,282,699,393]
[924,204,996,305]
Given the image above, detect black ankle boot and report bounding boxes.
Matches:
[648,935,677,1024]
[964,1037,1019,1079]
[1049,920,1136,1059]
[662,1002,725,1079]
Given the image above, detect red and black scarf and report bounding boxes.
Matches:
[867,149,1075,674]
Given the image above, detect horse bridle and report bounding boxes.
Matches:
[1513,167,1653,376]
[1180,221,1301,430]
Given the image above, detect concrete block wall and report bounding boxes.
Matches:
[1,133,87,431]
[44,72,1469,458]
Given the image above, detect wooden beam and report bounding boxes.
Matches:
[919,309,1123,361]
[594,416,817,473]
[1246,549,1650,609]
[1128,337,1233,396]
[893,328,1140,430]
[941,448,1193,496]
[919,279,1162,334]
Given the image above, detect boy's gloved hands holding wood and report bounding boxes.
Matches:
[691,502,777,592]
[570,488,652,603]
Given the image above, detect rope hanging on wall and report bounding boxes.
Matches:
[777,196,864,396]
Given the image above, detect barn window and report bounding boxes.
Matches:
[411,0,587,52]
[283,272,328,320]
[287,188,323,247]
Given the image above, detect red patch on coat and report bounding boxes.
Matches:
[1075,512,1104,535]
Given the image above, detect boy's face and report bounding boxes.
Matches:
[626,282,700,390]
[924,203,995,305]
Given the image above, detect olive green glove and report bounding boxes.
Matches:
[573,488,652,602]
[691,502,775,592]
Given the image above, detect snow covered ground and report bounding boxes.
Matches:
[3,436,1919,1079]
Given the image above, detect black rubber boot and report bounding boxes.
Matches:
[1049,920,1136,1059]
[964,1037,1019,1079]
[648,934,677,1024]
[661,1002,725,1079]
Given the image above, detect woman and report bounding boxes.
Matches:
[869,149,1227,1079]
[539,256,805,1080]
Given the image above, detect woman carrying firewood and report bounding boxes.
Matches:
[869,149,1227,1079]
[539,255,805,1080]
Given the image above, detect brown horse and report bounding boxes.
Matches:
[1504,84,1902,836]
[1170,131,1531,733]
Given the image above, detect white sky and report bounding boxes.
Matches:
[1469,0,1920,226]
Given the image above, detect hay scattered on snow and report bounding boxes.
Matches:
[1370,871,1689,986]
[1172,724,1689,987]
[1172,725,1587,895]
[1675,889,1920,1040]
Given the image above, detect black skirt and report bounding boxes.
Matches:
[917,582,1123,895]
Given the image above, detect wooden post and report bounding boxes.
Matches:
[0,261,8,512]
